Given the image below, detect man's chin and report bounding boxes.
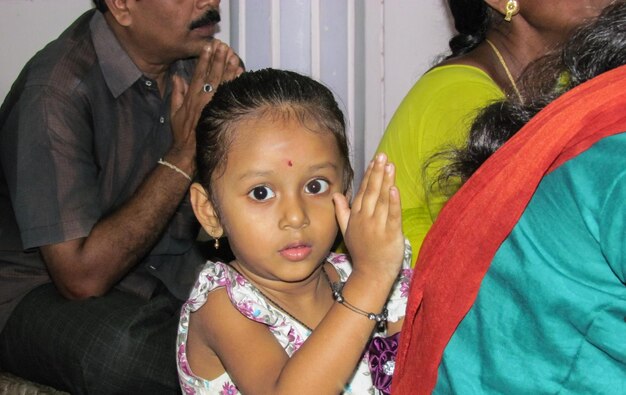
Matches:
[182,37,215,59]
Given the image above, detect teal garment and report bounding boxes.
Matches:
[434,133,626,394]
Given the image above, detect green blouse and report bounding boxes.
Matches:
[376,65,504,255]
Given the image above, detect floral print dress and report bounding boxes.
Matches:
[177,241,412,395]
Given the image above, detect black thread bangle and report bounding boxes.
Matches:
[331,282,388,327]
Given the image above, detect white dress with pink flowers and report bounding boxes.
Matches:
[177,242,412,395]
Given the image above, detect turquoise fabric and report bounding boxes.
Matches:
[434,133,626,394]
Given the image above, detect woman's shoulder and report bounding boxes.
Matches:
[388,64,503,127]
[415,64,501,96]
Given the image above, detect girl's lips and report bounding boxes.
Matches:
[279,244,312,262]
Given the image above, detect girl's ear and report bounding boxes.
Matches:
[190,183,224,239]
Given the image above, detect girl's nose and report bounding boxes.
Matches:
[278,195,310,230]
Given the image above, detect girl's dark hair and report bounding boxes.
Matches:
[445,0,493,59]
[93,0,108,13]
[196,68,353,204]
[438,1,626,186]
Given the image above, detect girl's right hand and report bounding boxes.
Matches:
[333,153,404,283]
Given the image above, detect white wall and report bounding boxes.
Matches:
[363,0,454,167]
[1,0,93,99]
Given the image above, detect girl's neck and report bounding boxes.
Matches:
[230,261,335,330]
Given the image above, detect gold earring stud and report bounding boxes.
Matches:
[504,0,519,22]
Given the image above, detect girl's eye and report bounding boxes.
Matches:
[304,179,330,195]
[248,186,275,201]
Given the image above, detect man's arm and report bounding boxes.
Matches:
[41,42,243,299]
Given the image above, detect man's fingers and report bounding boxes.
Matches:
[224,51,245,80]
[170,75,188,115]
[189,44,215,95]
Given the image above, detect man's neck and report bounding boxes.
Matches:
[103,13,172,94]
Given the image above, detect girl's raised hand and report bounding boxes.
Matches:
[333,153,404,281]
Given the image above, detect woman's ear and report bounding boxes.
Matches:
[190,183,224,239]
[484,0,519,19]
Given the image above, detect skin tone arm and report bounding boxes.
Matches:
[40,42,244,300]
[189,154,406,394]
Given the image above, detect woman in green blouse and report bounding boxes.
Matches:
[377,0,612,255]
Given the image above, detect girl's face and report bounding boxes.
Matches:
[202,114,346,286]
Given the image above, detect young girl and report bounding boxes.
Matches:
[177,68,412,394]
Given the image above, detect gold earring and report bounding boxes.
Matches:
[504,0,519,22]
[214,237,220,250]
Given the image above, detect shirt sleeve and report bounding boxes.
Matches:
[5,85,100,248]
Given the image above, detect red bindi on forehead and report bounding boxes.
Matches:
[287,160,293,167]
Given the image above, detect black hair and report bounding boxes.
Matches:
[93,0,108,13]
[437,1,626,187]
[196,68,353,206]
[445,0,494,59]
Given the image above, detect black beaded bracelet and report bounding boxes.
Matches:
[331,281,388,331]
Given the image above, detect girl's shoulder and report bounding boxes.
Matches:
[326,252,353,282]
[185,261,239,313]
[186,261,266,321]
[185,261,311,331]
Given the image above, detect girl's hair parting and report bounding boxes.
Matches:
[196,68,353,202]
[436,1,626,187]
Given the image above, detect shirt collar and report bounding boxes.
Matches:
[90,11,142,98]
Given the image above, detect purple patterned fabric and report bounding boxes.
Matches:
[368,332,400,394]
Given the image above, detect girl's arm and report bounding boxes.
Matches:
[188,153,405,394]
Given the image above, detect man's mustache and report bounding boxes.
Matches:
[189,9,221,30]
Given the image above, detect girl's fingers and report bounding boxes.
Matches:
[332,193,351,236]
[359,153,387,215]
[387,185,402,231]
[372,162,395,220]
[351,158,374,213]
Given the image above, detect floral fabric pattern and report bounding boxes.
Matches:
[176,240,413,394]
